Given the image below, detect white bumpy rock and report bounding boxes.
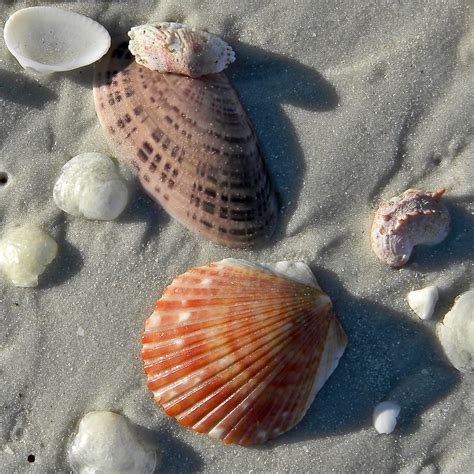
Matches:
[0,224,58,287]
[69,411,157,473]
[53,153,129,221]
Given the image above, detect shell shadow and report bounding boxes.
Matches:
[408,196,474,272]
[226,40,339,238]
[134,425,204,474]
[0,68,57,108]
[118,190,172,246]
[39,224,84,290]
[254,266,459,448]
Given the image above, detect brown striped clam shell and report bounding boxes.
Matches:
[93,42,278,248]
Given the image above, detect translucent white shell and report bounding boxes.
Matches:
[53,153,129,221]
[373,401,400,434]
[142,259,347,445]
[3,7,111,74]
[68,411,157,474]
[371,188,450,267]
[0,225,57,287]
[407,286,439,320]
[128,22,235,77]
[437,290,474,373]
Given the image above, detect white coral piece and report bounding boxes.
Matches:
[0,225,58,287]
[53,153,128,221]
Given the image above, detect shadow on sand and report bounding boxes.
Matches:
[252,265,459,449]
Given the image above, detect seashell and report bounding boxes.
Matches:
[53,152,129,221]
[128,22,235,77]
[68,411,157,473]
[437,290,474,373]
[0,224,57,287]
[371,188,450,267]
[373,401,400,434]
[93,42,278,248]
[141,259,347,446]
[3,7,111,74]
[407,286,439,320]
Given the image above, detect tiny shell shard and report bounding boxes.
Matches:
[93,42,278,248]
[128,22,235,77]
[141,259,347,446]
[371,188,450,267]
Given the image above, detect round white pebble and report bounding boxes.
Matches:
[53,152,128,220]
[373,401,400,434]
[407,286,439,320]
[437,290,474,373]
[0,224,58,287]
[68,411,157,473]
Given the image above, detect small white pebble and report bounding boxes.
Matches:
[0,225,58,287]
[53,152,129,221]
[373,401,400,434]
[68,411,157,473]
[77,327,85,337]
[407,286,439,320]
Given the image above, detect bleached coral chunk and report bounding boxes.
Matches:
[407,286,439,320]
[53,153,128,221]
[0,225,57,287]
[68,411,157,473]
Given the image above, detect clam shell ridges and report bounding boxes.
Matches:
[141,260,347,446]
[93,42,278,248]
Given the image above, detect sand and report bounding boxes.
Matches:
[0,0,473,472]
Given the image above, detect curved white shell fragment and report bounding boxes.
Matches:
[0,225,58,287]
[68,411,157,474]
[371,188,450,267]
[437,290,474,373]
[53,153,129,221]
[373,401,400,434]
[407,286,439,320]
[128,22,235,77]
[142,259,347,445]
[3,7,111,74]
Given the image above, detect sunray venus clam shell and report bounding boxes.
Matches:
[141,259,348,446]
[93,42,278,248]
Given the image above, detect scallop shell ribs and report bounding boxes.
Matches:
[141,259,348,446]
[93,42,278,248]
[371,188,449,267]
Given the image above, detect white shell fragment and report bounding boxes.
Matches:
[437,291,474,373]
[373,401,401,434]
[69,411,157,474]
[53,153,129,221]
[407,286,439,320]
[3,7,111,74]
[128,22,235,77]
[0,225,58,287]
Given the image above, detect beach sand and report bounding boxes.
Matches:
[0,0,473,472]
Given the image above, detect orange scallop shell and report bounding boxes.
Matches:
[141,259,347,446]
